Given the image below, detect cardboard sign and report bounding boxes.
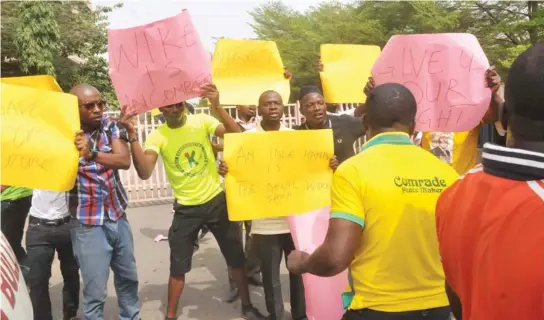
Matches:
[371,33,491,132]
[212,39,290,105]
[0,233,33,320]
[320,44,381,103]
[288,207,348,320]
[1,80,80,191]
[108,10,211,113]
[223,130,334,221]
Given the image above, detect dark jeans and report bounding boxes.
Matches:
[26,216,80,320]
[228,220,260,288]
[1,195,32,264]
[342,307,452,320]
[253,233,306,320]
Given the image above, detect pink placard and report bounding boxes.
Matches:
[108,10,211,113]
[288,207,348,320]
[371,33,491,132]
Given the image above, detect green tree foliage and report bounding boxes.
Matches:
[249,1,543,101]
[1,1,122,108]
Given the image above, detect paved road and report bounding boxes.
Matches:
[49,204,293,320]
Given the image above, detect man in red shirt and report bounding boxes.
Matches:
[436,43,544,320]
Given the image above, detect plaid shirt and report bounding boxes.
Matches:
[69,115,128,225]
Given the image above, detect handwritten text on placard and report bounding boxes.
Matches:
[1,82,80,191]
[108,10,211,113]
[372,34,491,132]
[212,39,290,105]
[223,130,334,221]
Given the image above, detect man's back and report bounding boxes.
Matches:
[437,144,544,320]
[333,132,458,312]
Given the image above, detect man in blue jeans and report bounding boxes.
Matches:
[70,83,139,320]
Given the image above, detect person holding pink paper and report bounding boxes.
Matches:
[287,83,458,320]
[219,90,309,320]
[120,84,265,320]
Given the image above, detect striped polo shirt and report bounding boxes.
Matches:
[436,143,544,320]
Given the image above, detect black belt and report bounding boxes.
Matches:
[29,215,71,226]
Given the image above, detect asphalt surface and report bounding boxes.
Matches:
[48,204,293,320]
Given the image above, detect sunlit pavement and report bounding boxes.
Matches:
[48,204,294,320]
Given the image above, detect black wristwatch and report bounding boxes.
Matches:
[127,136,138,143]
[89,150,98,161]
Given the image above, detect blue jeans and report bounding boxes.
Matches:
[71,217,140,320]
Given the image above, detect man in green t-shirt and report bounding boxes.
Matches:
[1,185,33,265]
[120,84,265,320]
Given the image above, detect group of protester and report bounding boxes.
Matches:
[1,42,543,320]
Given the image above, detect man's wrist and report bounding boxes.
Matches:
[85,150,98,161]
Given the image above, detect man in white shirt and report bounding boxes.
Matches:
[220,90,339,319]
[25,190,79,320]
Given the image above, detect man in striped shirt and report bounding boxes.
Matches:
[70,84,139,320]
[436,44,544,320]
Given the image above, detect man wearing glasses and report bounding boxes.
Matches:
[70,84,140,320]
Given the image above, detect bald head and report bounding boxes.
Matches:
[259,90,282,105]
[365,83,417,133]
[70,83,99,98]
[71,83,104,127]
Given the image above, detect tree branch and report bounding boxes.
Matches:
[475,2,520,45]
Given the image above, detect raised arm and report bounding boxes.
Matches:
[201,83,242,137]
[483,66,505,124]
[119,107,159,180]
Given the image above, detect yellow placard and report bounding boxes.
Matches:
[151,108,161,117]
[1,75,62,92]
[320,44,381,103]
[1,82,80,191]
[212,39,290,105]
[224,129,334,221]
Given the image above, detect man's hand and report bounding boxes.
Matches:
[485,66,501,93]
[120,105,138,139]
[329,156,339,171]
[284,67,292,80]
[364,77,375,96]
[201,83,220,107]
[75,130,92,160]
[218,160,229,176]
[287,250,311,275]
[317,57,324,72]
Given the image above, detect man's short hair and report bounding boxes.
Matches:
[505,43,544,140]
[365,83,417,128]
[505,43,544,120]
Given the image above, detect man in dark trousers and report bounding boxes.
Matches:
[121,84,265,320]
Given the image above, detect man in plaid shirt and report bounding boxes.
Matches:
[70,84,139,320]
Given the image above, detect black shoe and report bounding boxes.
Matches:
[247,273,263,286]
[241,304,266,320]
[225,287,239,303]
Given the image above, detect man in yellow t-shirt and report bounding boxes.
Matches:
[120,84,265,320]
[287,83,459,320]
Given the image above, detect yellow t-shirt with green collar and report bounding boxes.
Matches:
[145,113,223,205]
[331,132,458,312]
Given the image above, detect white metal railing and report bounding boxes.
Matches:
[106,103,363,207]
